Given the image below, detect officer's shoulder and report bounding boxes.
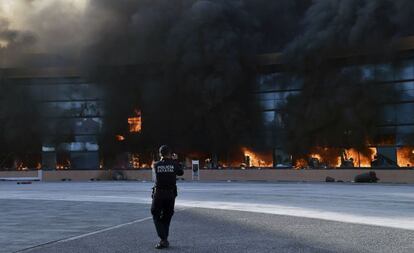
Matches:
[169,159,180,166]
[172,160,182,168]
[153,160,162,167]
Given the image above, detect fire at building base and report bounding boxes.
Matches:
[1,64,414,171]
[1,2,414,171]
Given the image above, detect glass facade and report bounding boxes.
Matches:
[256,57,414,167]
[1,72,104,169]
[2,56,414,169]
[255,73,302,149]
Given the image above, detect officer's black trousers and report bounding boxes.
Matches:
[151,188,176,240]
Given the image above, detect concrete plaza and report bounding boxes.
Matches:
[0,181,413,252]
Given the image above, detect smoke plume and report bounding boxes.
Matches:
[0,0,309,161]
[282,0,414,157]
[81,0,310,157]
[2,0,413,164]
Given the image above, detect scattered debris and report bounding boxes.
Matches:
[17,181,32,184]
[354,171,379,183]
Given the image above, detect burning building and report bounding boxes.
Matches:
[256,36,414,169]
[1,0,414,170]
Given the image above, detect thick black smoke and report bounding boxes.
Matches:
[4,0,413,165]
[286,0,414,63]
[0,17,38,167]
[0,0,310,164]
[0,79,43,168]
[82,0,309,158]
[281,68,397,156]
[282,0,414,157]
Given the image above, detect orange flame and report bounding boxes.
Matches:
[243,147,272,167]
[397,147,414,167]
[294,147,377,168]
[116,135,125,141]
[129,153,140,169]
[294,158,308,169]
[342,148,376,167]
[128,110,142,133]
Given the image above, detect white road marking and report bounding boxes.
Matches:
[59,216,153,243]
[15,207,191,252]
[15,216,153,252]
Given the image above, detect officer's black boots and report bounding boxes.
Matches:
[155,239,169,249]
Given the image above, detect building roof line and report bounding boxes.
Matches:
[257,36,414,66]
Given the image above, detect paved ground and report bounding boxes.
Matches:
[0,181,413,252]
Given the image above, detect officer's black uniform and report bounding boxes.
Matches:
[151,156,184,245]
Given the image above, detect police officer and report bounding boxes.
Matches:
[151,145,184,249]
